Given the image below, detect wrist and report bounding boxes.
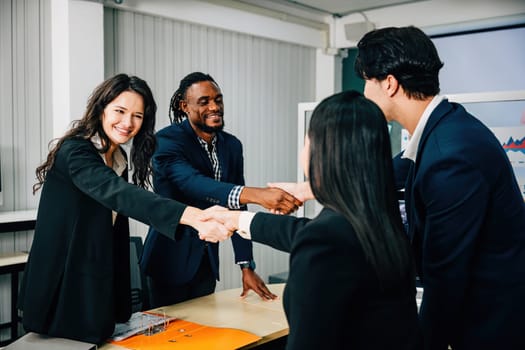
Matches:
[237,211,255,239]
[237,260,256,271]
[180,206,201,228]
[239,187,266,206]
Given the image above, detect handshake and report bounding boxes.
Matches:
[189,183,309,242]
[195,205,242,242]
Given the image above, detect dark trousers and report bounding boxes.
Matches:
[148,254,216,308]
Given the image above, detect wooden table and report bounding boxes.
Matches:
[101,283,288,349]
[0,210,37,233]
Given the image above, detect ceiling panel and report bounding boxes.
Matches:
[286,0,426,16]
[231,0,427,17]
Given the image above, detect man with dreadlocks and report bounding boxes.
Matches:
[141,72,302,306]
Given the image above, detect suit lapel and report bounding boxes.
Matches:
[405,99,453,278]
[406,99,453,232]
[216,132,228,181]
[414,99,453,164]
[181,119,214,176]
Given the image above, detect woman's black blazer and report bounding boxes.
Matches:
[19,138,186,344]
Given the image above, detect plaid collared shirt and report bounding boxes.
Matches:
[197,136,243,209]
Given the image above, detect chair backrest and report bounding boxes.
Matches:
[129,236,149,312]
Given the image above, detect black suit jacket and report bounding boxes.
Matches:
[19,138,186,345]
[141,119,252,285]
[397,99,525,349]
[250,209,421,350]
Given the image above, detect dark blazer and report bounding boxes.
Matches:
[141,119,252,285]
[397,99,525,350]
[18,137,186,345]
[250,209,421,350]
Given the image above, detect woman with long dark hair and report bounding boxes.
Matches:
[207,90,421,349]
[19,74,229,345]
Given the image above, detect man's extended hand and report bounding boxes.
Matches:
[240,187,303,215]
[241,268,278,301]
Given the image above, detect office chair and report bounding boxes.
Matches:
[129,236,149,312]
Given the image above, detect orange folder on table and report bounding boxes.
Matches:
[109,319,261,350]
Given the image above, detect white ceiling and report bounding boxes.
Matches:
[105,0,525,48]
[231,0,426,17]
[270,0,425,16]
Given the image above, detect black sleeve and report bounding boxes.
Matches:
[250,212,311,253]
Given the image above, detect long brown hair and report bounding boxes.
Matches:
[33,74,157,193]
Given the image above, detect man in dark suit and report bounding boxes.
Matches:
[354,26,525,349]
[141,72,301,307]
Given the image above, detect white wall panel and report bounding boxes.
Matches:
[69,1,104,122]
[0,0,49,247]
[0,0,51,342]
[105,8,315,291]
[105,0,326,48]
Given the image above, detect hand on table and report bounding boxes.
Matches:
[241,268,278,301]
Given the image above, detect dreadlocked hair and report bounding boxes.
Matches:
[169,72,217,124]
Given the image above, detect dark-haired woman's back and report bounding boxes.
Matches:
[251,208,421,350]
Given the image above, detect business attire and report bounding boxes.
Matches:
[18,137,186,345]
[240,209,421,350]
[141,119,253,306]
[396,97,525,349]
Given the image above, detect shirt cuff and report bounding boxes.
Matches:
[228,185,244,209]
[237,211,255,239]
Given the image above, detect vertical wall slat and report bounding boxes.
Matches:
[0,0,50,341]
[0,0,14,339]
